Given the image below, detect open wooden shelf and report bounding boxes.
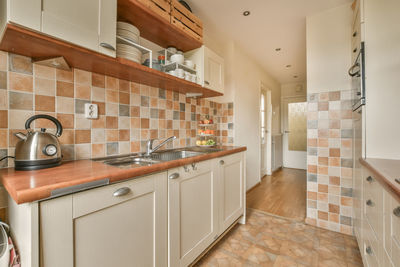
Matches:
[117,0,202,52]
[0,24,221,98]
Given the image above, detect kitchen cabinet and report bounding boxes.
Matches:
[355,164,400,267]
[168,160,219,267]
[39,172,168,267]
[168,152,245,266]
[218,152,245,234]
[42,0,116,57]
[185,45,224,94]
[0,0,41,32]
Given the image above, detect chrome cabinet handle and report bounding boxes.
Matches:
[100,42,116,51]
[365,246,373,255]
[113,187,131,197]
[169,173,180,179]
[393,207,400,217]
[191,163,197,170]
[366,199,374,207]
[353,48,358,53]
[204,80,210,85]
[395,178,400,185]
[353,31,357,37]
[366,176,374,183]
[219,160,225,165]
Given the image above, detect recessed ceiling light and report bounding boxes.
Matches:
[286,65,291,68]
[243,11,250,16]
[275,48,281,51]
[293,75,298,78]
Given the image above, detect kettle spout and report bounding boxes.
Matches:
[14,132,27,141]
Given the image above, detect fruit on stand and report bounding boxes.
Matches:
[196,140,202,146]
[198,129,215,135]
[196,139,216,146]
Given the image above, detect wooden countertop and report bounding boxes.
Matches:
[360,158,400,200]
[0,146,246,204]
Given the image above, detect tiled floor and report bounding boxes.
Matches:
[195,209,363,267]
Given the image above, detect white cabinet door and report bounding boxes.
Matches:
[204,47,224,94]
[7,0,42,31]
[218,152,245,233]
[168,160,219,267]
[42,0,116,56]
[98,0,116,57]
[353,108,363,247]
[40,172,168,267]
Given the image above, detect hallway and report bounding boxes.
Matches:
[247,168,307,221]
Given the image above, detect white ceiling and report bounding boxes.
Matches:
[186,0,351,84]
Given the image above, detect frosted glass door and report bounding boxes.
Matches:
[288,102,307,151]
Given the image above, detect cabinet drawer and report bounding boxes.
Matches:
[73,174,163,218]
[392,236,400,267]
[363,219,381,267]
[168,159,213,180]
[365,190,383,242]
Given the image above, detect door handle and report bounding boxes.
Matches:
[113,187,131,197]
[204,80,210,85]
[169,173,180,179]
[100,42,116,51]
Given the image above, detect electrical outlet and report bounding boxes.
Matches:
[84,103,98,119]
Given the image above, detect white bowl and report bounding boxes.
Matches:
[171,54,184,64]
[167,46,177,54]
[184,60,194,69]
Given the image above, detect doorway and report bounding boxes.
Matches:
[282,97,307,169]
[260,85,272,177]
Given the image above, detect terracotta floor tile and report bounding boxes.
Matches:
[195,210,362,267]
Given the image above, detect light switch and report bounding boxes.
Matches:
[84,103,98,119]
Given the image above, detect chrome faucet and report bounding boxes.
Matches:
[144,136,176,156]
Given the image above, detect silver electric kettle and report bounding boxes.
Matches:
[14,114,63,171]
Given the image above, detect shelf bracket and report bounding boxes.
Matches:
[32,56,71,71]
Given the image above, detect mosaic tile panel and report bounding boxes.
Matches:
[305,90,354,236]
[0,51,234,168]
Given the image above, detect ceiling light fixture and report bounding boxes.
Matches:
[243,11,250,16]
[275,48,281,51]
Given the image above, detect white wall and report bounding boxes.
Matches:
[281,82,307,98]
[306,4,352,93]
[364,0,400,159]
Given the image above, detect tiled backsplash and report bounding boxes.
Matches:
[305,90,354,235]
[0,51,234,168]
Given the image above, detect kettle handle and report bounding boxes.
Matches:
[25,114,63,137]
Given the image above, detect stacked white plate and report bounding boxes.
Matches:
[117,22,140,44]
[116,22,142,63]
[116,43,142,63]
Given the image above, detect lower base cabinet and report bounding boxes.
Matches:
[168,152,245,266]
[39,172,168,267]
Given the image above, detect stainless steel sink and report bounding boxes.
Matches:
[93,147,222,168]
[150,150,204,161]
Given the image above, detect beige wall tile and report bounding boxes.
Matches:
[74,69,91,85]
[9,72,33,92]
[92,129,105,143]
[75,84,91,100]
[8,110,34,129]
[9,92,33,110]
[8,54,32,74]
[92,87,105,102]
[0,52,7,71]
[35,78,56,96]
[106,103,118,116]
[56,69,73,82]
[119,141,130,154]
[0,129,7,148]
[75,114,91,129]
[0,91,7,110]
[105,76,118,90]
[75,144,91,160]
[118,117,130,129]
[92,144,105,158]
[56,97,74,114]
[33,64,55,79]
[35,95,55,112]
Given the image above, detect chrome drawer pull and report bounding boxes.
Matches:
[365,246,373,255]
[183,165,190,172]
[395,178,400,185]
[393,207,400,217]
[366,199,374,207]
[353,31,357,37]
[191,163,197,170]
[366,176,374,182]
[113,187,131,197]
[220,160,225,165]
[169,173,180,179]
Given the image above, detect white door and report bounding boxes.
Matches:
[260,88,272,176]
[168,160,218,267]
[282,97,307,169]
[204,47,224,93]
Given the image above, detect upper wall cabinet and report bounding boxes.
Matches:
[185,46,225,94]
[0,0,42,31]
[42,0,117,57]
